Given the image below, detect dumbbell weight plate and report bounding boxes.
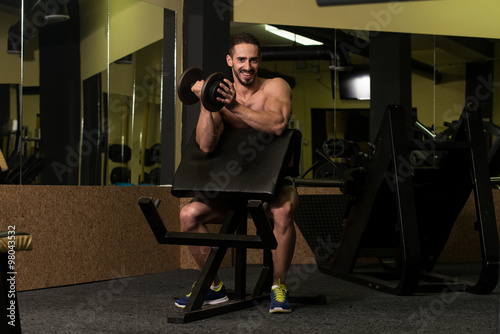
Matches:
[201,72,229,112]
[177,67,204,105]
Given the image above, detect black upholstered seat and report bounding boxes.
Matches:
[172,128,301,201]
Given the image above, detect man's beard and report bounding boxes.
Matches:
[233,67,256,86]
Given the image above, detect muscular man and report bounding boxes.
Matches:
[175,33,298,314]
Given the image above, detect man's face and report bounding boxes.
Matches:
[227,43,260,87]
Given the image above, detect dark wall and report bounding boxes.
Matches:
[369,32,412,141]
[39,1,81,185]
[181,0,231,151]
[465,61,494,119]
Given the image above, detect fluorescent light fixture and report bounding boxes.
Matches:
[265,25,323,46]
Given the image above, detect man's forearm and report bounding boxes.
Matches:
[228,103,289,136]
[196,109,223,153]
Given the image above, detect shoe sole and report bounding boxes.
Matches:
[175,295,229,309]
[204,295,229,306]
[269,307,292,314]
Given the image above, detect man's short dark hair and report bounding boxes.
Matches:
[228,32,261,57]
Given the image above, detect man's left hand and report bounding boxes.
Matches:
[217,79,237,110]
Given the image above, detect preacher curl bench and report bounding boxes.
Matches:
[139,128,325,323]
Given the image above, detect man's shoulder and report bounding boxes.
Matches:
[260,76,289,86]
[260,77,291,93]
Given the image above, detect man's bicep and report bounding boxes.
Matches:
[265,96,291,119]
[265,79,292,117]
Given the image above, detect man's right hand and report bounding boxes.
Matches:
[191,80,205,100]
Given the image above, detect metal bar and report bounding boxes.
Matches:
[138,197,168,244]
[414,121,436,139]
[160,232,265,248]
[247,200,275,297]
[183,246,228,312]
[293,177,345,188]
[168,295,270,324]
[138,197,268,248]
[183,208,240,313]
[253,249,273,297]
[332,109,395,273]
[234,207,247,300]
[331,105,421,295]
[490,177,500,185]
[463,108,499,294]
[247,200,277,249]
[160,8,177,184]
[386,107,421,296]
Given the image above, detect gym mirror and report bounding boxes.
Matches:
[230,23,499,181]
[1,2,497,185]
[80,0,166,186]
[0,2,25,184]
[0,0,172,186]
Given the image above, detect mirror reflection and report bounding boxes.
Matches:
[104,41,163,186]
[0,2,498,185]
[231,23,499,182]
[0,3,22,183]
[0,0,167,185]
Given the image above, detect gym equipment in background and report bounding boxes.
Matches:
[293,104,499,295]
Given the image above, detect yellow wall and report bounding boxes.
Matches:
[80,0,167,81]
[0,8,39,86]
[233,0,500,40]
[0,8,21,84]
[79,0,108,80]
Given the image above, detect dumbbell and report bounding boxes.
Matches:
[177,67,230,112]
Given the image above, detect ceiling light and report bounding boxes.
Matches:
[265,25,323,46]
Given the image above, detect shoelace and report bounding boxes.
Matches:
[184,281,197,297]
[272,284,288,302]
[185,281,222,297]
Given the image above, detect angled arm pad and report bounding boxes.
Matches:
[172,128,302,201]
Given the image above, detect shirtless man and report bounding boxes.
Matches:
[175,33,298,314]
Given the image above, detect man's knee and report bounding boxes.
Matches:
[180,204,201,232]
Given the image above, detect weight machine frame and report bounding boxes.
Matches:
[295,105,499,295]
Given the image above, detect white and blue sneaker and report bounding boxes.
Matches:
[175,281,229,308]
[269,280,291,313]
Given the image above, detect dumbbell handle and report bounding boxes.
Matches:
[177,67,204,105]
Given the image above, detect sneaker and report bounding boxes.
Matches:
[269,280,291,313]
[175,281,229,308]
